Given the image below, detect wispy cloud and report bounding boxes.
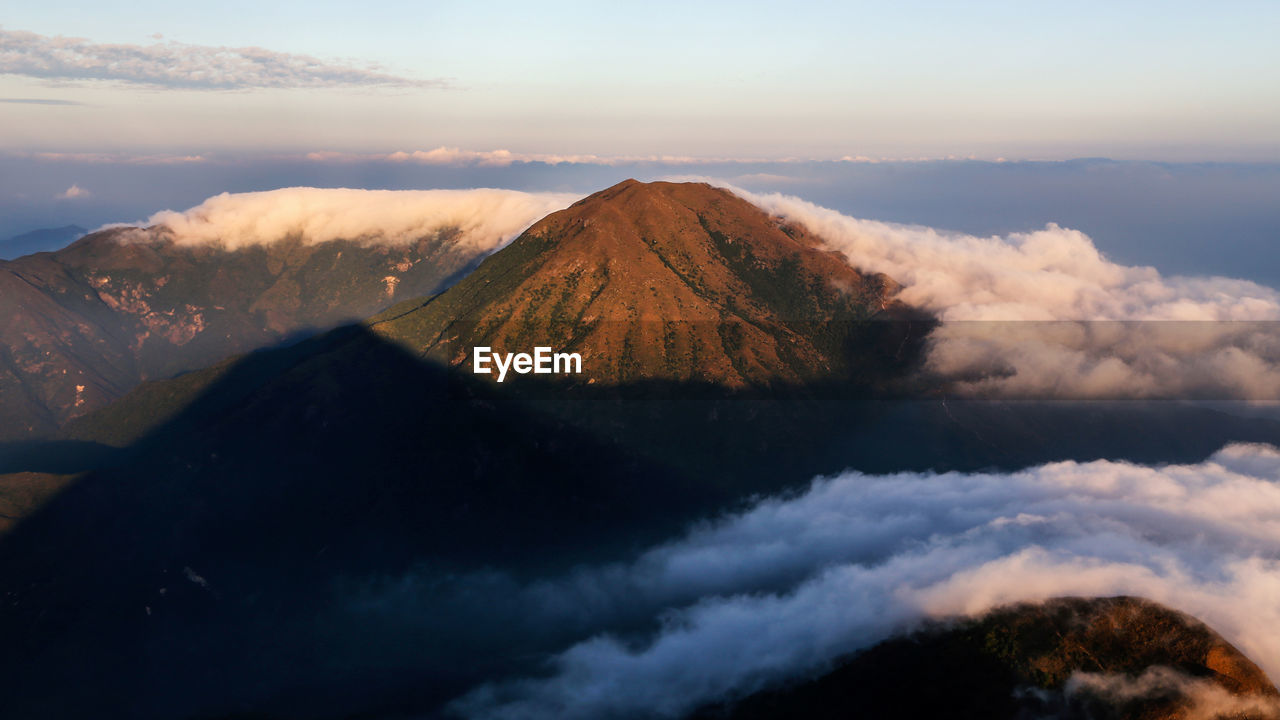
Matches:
[730,172,817,186]
[0,97,84,105]
[300,148,999,167]
[304,147,736,167]
[8,146,1013,168]
[55,184,89,199]
[18,151,208,165]
[0,27,442,90]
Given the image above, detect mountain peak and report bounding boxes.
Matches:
[373,180,916,386]
[493,180,891,315]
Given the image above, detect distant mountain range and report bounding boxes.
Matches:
[0,181,1274,719]
[0,225,86,260]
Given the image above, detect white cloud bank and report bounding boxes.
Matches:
[731,187,1280,399]
[452,443,1280,720]
[0,27,439,90]
[117,187,579,252]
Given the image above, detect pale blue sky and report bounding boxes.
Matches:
[1,0,1278,159]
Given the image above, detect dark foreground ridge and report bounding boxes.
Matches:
[0,326,704,718]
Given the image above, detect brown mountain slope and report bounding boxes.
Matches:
[0,226,488,439]
[373,179,918,386]
[697,597,1278,720]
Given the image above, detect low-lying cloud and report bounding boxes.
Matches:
[118,187,579,251]
[1067,668,1280,720]
[0,27,440,90]
[451,443,1280,719]
[731,187,1280,399]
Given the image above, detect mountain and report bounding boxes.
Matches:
[57,182,1280,482]
[372,179,916,386]
[2,180,1279,719]
[696,597,1277,720]
[0,225,85,260]
[0,224,492,439]
[57,179,932,473]
[0,181,932,718]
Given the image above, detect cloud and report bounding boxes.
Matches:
[0,27,441,90]
[291,150,1031,166]
[303,147,790,167]
[0,97,83,105]
[388,148,526,167]
[1066,667,1280,720]
[451,443,1280,719]
[729,173,815,186]
[11,147,1019,169]
[26,151,206,164]
[727,186,1280,399]
[115,187,580,251]
[379,148,724,167]
[56,184,89,199]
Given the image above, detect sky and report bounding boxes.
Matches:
[3,1,1279,287]
[2,1,1278,160]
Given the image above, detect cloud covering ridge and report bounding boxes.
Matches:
[729,187,1280,399]
[115,187,579,252]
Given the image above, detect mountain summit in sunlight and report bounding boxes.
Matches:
[372,179,922,386]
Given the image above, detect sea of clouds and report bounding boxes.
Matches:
[449,443,1280,719]
[119,187,580,252]
[732,187,1280,400]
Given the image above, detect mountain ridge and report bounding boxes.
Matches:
[0,224,494,439]
[56,179,929,449]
